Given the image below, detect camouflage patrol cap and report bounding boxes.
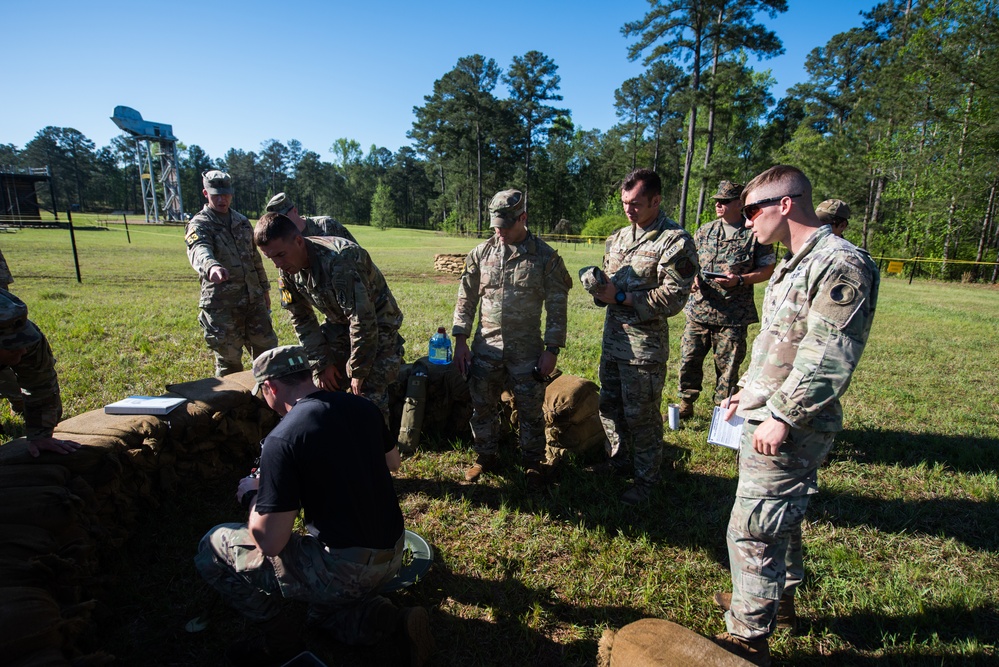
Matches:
[0,290,42,350]
[489,189,526,229]
[266,192,295,215]
[251,345,311,395]
[712,180,744,200]
[202,170,233,195]
[816,199,851,222]
[578,266,608,296]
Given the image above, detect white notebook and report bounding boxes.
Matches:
[707,406,743,450]
[105,396,187,415]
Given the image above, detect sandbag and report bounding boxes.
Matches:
[543,373,600,426]
[6,646,72,667]
[166,375,256,414]
[54,410,167,449]
[0,587,65,660]
[546,417,605,456]
[597,618,753,667]
[0,464,71,488]
[0,486,83,533]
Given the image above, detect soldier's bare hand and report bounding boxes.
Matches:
[595,282,618,304]
[350,377,364,395]
[537,350,557,378]
[454,338,472,376]
[715,273,739,289]
[208,265,230,283]
[317,365,342,391]
[752,417,789,456]
[27,437,81,458]
[723,392,741,421]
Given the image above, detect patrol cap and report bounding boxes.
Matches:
[266,192,295,215]
[816,199,851,222]
[251,345,311,395]
[202,170,233,195]
[578,265,608,296]
[489,189,526,229]
[712,180,744,200]
[0,290,42,350]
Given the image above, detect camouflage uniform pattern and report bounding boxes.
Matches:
[0,324,62,439]
[452,231,571,460]
[598,211,698,483]
[301,216,358,244]
[0,249,12,290]
[194,523,403,645]
[185,205,277,375]
[278,236,404,423]
[726,225,880,641]
[679,219,775,405]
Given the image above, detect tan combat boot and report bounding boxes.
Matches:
[713,591,798,631]
[678,399,695,419]
[712,632,771,666]
[464,453,498,483]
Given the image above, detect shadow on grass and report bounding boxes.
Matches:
[395,445,737,565]
[788,602,999,666]
[832,428,999,475]
[810,491,999,552]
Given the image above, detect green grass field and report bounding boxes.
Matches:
[2,220,997,665]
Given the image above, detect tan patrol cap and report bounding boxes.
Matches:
[266,192,295,215]
[0,289,42,350]
[251,345,311,395]
[816,199,851,222]
[202,170,233,195]
[489,189,526,229]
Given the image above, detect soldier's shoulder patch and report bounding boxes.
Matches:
[184,230,200,247]
[676,256,697,279]
[277,274,294,307]
[813,267,866,331]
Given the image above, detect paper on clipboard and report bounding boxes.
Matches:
[708,406,743,450]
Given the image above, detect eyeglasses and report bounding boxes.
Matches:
[715,198,737,205]
[742,194,802,220]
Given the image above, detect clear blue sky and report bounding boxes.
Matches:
[2,0,877,162]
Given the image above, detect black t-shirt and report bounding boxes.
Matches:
[255,390,403,550]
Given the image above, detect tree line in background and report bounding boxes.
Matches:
[1,0,996,280]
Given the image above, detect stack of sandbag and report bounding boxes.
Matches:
[0,457,107,666]
[500,371,606,461]
[597,618,753,666]
[433,253,466,276]
[390,358,472,452]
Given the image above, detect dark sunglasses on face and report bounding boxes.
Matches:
[742,193,802,220]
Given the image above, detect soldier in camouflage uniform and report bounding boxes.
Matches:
[711,166,879,667]
[592,169,699,505]
[453,189,572,486]
[0,290,80,458]
[265,192,358,243]
[194,346,433,667]
[0,249,13,291]
[185,170,278,377]
[677,181,776,418]
[254,212,403,426]
[816,198,851,238]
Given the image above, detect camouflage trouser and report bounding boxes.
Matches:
[198,302,278,377]
[725,421,833,640]
[0,367,24,413]
[319,322,404,428]
[469,354,545,461]
[194,523,404,645]
[598,358,667,485]
[678,321,747,405]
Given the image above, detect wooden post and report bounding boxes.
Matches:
[122,212,131,244]
[67,209,82,283]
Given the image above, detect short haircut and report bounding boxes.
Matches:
[742,165,813,205]
[268,368,315,390]
[621,168,662,199]
[254,212,301,247]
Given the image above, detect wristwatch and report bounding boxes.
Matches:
[771,412,790,427]
[737,275,745,286]
[545,346,560,357]
[615,290,627,304]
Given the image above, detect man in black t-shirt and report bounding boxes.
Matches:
[194,346,434,667]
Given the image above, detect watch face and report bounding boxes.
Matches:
[615,291,625,304]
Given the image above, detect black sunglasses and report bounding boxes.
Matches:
[742,194,802,220]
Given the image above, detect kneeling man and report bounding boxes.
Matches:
[194,346,433,666]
